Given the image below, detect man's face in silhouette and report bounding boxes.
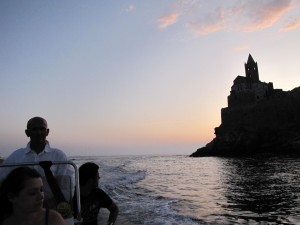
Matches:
[25,117,49,146]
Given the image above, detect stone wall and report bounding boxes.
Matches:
[191,87,300,157]
[221,93,300,132]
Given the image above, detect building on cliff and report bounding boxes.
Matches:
[219,54,287,128]
[216,54,300,134]
[191,54,300,157]
[227,54,280,108]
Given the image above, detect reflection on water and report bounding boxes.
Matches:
[220,157,300,224]
[133,156,300,224]
[89,155,300,225]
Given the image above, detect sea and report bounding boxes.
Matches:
[71,155,300,225]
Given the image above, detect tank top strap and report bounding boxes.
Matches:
[45,208,49,225]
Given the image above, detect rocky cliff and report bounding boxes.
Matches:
[191,86,300,157]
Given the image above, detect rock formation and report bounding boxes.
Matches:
[191,54,300,157]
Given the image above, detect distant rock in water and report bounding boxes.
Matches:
[191,54,300,157]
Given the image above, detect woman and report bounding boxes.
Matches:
[0,166,65,225]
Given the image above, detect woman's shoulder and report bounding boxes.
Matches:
[47,209,65,225]
[1,217,12,225]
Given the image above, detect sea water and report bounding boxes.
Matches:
[71,155,300,225]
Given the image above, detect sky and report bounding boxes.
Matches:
[1,0,300,157]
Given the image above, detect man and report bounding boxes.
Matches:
[78,162,119,225]
[0,117,74,222]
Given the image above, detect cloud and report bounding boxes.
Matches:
[280,16,300,31]
[234,44,251,52]
[158,0,300,35]
[188,7,225,35]
[126,4,136,12]
[158,12,181,29]
[238,0,294,32]
[188,21,223,36]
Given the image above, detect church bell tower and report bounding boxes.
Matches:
[245,54,259,82]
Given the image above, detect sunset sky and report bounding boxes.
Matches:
[1,0,300,157]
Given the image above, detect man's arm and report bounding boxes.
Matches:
[107,202,119,225]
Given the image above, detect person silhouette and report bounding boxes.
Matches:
[0,117,74,223]
[77,162,119,225]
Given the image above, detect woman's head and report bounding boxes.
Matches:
[0,167,44,219]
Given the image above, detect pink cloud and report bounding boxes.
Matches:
[236,0,295,32]
[158,12,180,29]
[280,16,300,31]
[189,23,223,35]
[157,0,300,35]
[188,7,225,35]
[234,44,251,52]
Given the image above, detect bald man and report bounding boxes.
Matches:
[0,117,74,221]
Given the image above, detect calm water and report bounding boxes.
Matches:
[71,155,300,224]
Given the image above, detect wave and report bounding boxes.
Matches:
[72,155,205,224]
[102,169,146,191]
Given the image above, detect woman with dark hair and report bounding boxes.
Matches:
[0,166,65,225]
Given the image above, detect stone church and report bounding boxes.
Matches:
[227,54,280,108]
[191,54,300,157]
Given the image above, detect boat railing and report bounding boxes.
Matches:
[0,161,82,225]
